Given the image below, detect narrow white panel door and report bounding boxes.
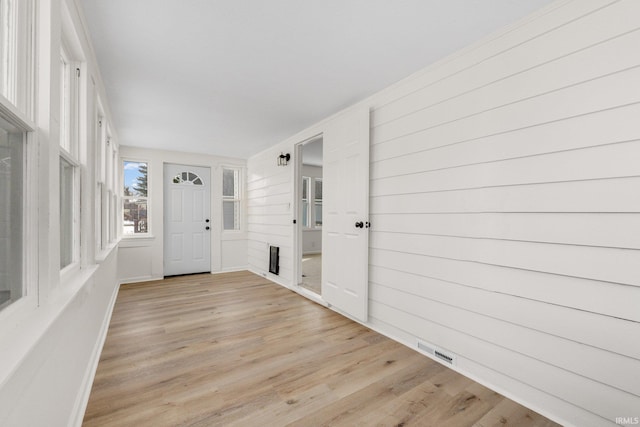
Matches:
[322,106,370,322]
[164,164,211,276]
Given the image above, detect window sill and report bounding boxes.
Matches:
[96,240,120,263]
[120,233,156,240]
[121,233,154,240]
[60,262,81,285]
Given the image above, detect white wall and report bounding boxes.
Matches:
[0,250,119,427]
[0,0,121,426]
[247,144,295,285]
[118,146,248,283]
[247,1,640,426]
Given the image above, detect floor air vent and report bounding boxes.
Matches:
[417,340,456,366]
[434,350,454,364]
[269,246,280,275]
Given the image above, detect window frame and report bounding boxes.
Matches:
[0,0,34,116]
[122,158,150,238]
[58,150,80,273]
[301,176,310,228]
[95,111,105,251]
[0,94,36,316]
[302,175,322,230]
[314,177,322,228]
[58,40,82,275]
[0,0,35,318]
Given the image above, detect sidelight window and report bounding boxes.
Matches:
[222,168,240,230]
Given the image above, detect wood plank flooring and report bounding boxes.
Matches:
[83,271,559,427]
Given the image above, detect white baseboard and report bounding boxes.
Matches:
[211,266,249,274]
[248,267,293,290]
[119,275,163,285]
[363,318,578,427]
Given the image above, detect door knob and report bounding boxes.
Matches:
[205,226,210,230]
[355,221,364,228]
[205,219,210,223]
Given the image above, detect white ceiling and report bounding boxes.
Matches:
[80,0,555,159]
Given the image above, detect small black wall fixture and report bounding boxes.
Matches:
[277,152,291,166]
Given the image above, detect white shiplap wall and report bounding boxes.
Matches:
[247,144,296,284]
[247,1,640,425]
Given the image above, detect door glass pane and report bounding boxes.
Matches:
[0,119,23,309]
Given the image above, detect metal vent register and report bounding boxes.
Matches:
[417,340,457,366]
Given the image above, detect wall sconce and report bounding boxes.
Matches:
[278,152,291,166]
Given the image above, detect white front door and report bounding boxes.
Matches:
[322,106,370,322]
[164,164,211,276]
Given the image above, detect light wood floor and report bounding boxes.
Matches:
[300,253,322,295]
[83,271,559,427]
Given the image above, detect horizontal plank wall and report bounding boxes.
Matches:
[247,144,296,285]
[247,1,640,426]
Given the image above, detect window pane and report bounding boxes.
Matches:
[122,160,149,236]
[223,169,236,197]
[0,0,15,102]
[122,197,148,235]
[302,177,309,200]
[60,156,74,269]
[0,120,23,309]
[315,179,322,200]
[223,200,239,230]
[302,202,309,228]
[96,182,102,251]
[314,202,322,227]
[59,55,70,152]
[123,161,147,197]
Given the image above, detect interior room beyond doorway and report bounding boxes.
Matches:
[299,137,323,295]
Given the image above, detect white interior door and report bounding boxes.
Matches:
[164,164,211,276]
[322,106,370,322]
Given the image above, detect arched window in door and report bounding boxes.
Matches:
[172,171,203,185]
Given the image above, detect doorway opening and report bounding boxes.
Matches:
[297,136,323,295]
